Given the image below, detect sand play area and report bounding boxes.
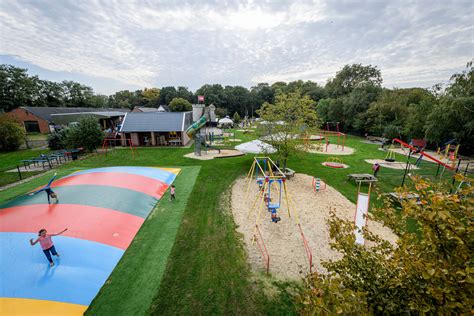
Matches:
[365,159,419,170]
[231,173,397,279]
[300,143,355,155]
[184,149,244,160]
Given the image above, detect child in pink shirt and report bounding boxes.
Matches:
[169,185,176,201]
[30,228,67,266]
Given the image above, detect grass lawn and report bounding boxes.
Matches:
[0,132,456,314]
[0,149,50,186]
[86,166,201,315]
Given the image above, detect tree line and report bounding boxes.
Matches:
[1,62,472,153]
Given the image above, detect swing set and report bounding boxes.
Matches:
[101,138,138,158]
[245,157,313,274]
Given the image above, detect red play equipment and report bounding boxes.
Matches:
[101,138,137,158]
[393,138,455,170]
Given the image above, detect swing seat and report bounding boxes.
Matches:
[268,203,280,209]
[385,158,395,162]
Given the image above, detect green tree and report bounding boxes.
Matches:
[0,64,39,111]
[325,64,382,98]
[142,87,160,107]
[47,128,68,150]
[195,84,225,107]
[159,86,178,105]
[446,60,474,97]
[257,90,318,169]
[232,112,241,124]
[66,116,104,151]
[0,115,25,151]
[168,97,192,112]
[299,176,473,314]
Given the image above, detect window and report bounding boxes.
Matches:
[24,121,40,133]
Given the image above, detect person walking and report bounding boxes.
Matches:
[372,162,381,178]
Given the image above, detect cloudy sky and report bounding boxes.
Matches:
[0,0,472,95]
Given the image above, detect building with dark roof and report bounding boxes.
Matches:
[120,111,193,146]
[7,106,129,133]
[132,105,171,113]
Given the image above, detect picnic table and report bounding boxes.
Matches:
[387,192,421,205]
[347,173,378,183]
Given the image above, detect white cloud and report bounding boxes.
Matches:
[0,0,472,92]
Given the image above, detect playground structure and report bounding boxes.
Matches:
[244,157,313,274]
[322,157,347,168]
[0,166,179,314]
[437,140,460,166]
[311,177,327,192]
[101,138,137,158]
[185,106,221,156]
[354,182,372,245]
[385,145,396,162]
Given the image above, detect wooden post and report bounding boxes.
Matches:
[151,132,156,146]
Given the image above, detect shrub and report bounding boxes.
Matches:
[0,115,25,151]
[65,116,104,152]
[47,128,68,150]
[233,112,241,124]
[169,97,192,112]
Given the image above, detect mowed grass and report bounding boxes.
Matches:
[86,166,201,315]
[0,133,456,314]
[0,148,50,186]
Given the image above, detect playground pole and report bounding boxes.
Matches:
[463,162,470,176]
[401,150,412,187]
[450,159,462,194]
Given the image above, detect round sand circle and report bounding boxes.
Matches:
[322,162,349,169]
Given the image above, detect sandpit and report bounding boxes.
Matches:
[300,143,355,155]
[365,159,419,170]
[231,173,397,280]
[184,149,244,160]
[321,162,349,169]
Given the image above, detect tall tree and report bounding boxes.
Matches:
[257,90,318,169]
[195,84,225,107]
[325,64,382,98]
[159,86,178,105]
[142,87,160,107]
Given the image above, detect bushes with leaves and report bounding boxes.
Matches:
[47,128,68,150]
[299,176,473,314]
[65,116,104,152]
[0,115,25,151]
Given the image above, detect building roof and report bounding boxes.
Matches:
[120,112,193,132]
[21,107,130,123]
[50,111,127,125]
[133,105,171,112]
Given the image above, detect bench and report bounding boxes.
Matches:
[347,173,378,184]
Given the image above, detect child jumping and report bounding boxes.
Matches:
[30,228,68,266]
[170,185,176,201]
[29,173,59,204]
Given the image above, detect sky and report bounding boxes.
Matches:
[0,0,473,95]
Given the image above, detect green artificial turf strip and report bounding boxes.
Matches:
[86,166,201,316]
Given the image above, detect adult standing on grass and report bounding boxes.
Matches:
[372,162,380,178]
[30,228,68,267]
